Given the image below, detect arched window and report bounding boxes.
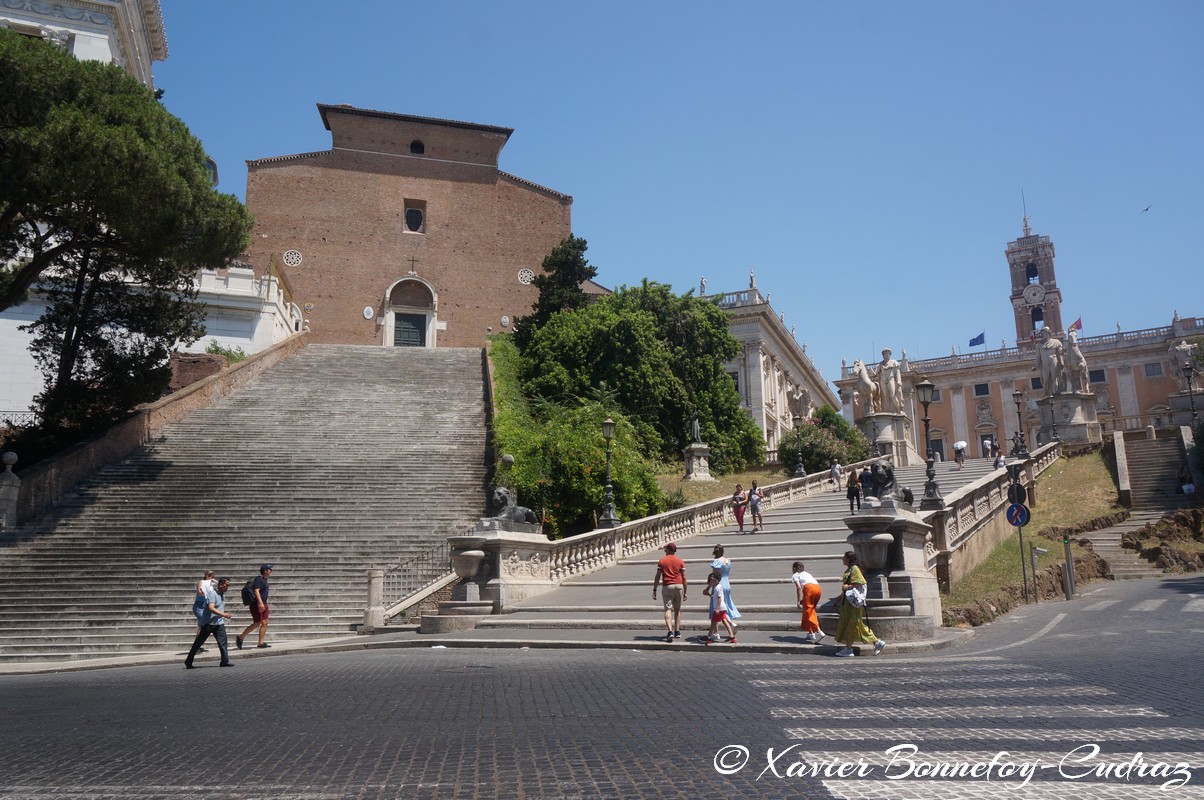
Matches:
[1025,262,1040,285]
[1031,307,1045,330]
[410,140,425,155]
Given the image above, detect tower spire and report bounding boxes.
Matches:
[1021,190,1031,236]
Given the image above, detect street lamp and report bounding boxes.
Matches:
[916,377,943,510]
[871,422,880,457]
[792,414,807,478]
[598,417,621,528]
[1185,362,1199,425]
[1011,389,1030,457]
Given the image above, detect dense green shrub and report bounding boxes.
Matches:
[777,405,870,475]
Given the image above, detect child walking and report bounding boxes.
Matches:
[703,572,737,644]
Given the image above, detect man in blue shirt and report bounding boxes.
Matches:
[237,564,272,650]
[185,577,235,668]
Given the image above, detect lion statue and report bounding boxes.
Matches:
[491,486,539,525]
[869,460,914,505]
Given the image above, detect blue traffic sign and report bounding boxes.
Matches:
[1007,503,1030,527]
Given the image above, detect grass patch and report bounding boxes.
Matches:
[945,450,1121,609]
[657,465,803,508]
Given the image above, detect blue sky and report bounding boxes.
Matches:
[156,2,1202,386]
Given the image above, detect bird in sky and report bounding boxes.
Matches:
[1141,205,1152,213]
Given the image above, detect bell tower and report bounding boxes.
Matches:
[1006,216,1064,347]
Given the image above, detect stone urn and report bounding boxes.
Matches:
[847,531,895,570]
[451,549,486,580]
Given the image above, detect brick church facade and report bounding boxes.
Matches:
[242,104,574,348]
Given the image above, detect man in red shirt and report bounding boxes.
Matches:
[653,542,688,643]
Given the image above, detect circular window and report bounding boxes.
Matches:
[517,269,535,285]
[282,249,303,267]
[405,208,424,232]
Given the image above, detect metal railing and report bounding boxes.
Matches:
[0,411,37,428]
[380,540,451,613]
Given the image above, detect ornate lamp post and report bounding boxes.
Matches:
[1185,362,1199,425]
[598,417,621,528]
[871,422,880,457]
[916,378,943,510]
[1011,389,1030,457]
[792,414,807,478]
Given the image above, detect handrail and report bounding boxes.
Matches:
[380,540,452,618]
[547,455,887,583]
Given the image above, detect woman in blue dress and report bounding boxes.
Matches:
[709,545,741,638]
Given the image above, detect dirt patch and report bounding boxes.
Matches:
[1121,508,1204,573]
[942,551,1109,627]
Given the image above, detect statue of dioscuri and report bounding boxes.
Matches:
[1034,328,1067,395]
[851,358,880,416]
[491,486,538,525]
[872,349,903,414]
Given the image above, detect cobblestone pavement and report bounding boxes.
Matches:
[0,575,1201,799]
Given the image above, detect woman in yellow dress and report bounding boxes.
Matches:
[834,551,886,657]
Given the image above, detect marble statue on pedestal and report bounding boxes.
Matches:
[873,349,903,413]
[1034,328,1067,395]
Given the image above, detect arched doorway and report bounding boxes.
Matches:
[383,277,437,347]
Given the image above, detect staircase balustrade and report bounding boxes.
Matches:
[381,541,452,615]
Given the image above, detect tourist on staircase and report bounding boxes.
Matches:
[731,484,748,533]
[703,572,736,644]
[846,470,861,514]
[834,551,885,658]
[748,481,764,533]
[791,561,824,644]
[652,544,687,642]
[709,546,741,637]
[237,564,273,650]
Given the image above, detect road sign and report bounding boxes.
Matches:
[1007,484,1028,505]
[1007,503,1030,527]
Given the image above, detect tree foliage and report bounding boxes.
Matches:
[512,235,596,350]
[0,31,252,465]
[0,31,252,312]
[490,337,664,536]
[777,405,871,476]
[519,280,763,474]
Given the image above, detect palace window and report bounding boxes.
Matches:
[404,199,426,233]
[1026,262,1040,284]
[1089,369,1106,384]
[974,383,990,397]
[930,388,942,402]
[1144,363,1163,378]
[410,140,425,155]
[1031,377,1043,390]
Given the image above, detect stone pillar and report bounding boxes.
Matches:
[361,569,385,633]
[0,452,18,531]
[682,442,715,481]
[1037,392,1102,447]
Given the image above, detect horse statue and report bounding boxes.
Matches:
[1065,330,1090,393]
[852,358,881,417]
[490,486,539,525]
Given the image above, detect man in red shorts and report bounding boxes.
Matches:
[237,564,272,650]
[652,543,687,643]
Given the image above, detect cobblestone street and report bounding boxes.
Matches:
[1,575,1201,799]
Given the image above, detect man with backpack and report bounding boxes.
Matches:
[237,564,273,650]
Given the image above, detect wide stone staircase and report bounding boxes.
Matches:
[1125,436,1195,511]
[0,345,489,662]
[480,459,1000,638]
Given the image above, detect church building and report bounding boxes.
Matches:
[241,105,575,349]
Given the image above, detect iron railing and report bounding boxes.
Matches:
[381,540,451,613]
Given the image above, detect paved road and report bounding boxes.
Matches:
[1,575,1201,799]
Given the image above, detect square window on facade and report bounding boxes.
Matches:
[1144,363,1163,378]
[404,199,426,233]
[974,383,990,397]
[930,388,942,402]
[1031,377,1043,390]
[1089,369,1106,384]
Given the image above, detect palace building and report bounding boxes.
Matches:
[834,219,1202,460]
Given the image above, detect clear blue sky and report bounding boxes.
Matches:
[156,2,1202,387]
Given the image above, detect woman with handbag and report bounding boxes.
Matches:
[834,551,885,658]
[731,484,748,533]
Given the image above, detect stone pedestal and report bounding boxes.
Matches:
[682,442,715,481]
[859,412,919,466]
[1037,392,1102,446]
[842,497,940,640]
[420,516,554,633]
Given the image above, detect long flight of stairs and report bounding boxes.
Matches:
[480,459,999,636]
[0,345,489,662]
[1125,437,1195,512]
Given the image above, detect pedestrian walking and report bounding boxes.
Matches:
[192,569,216,649]
[709,546,741,634]
[652,543,687,642]
[859,466,873,498]
[846,469,861,513]
[834,551,885,657]
[703,572,736,644]
[791,561,824,644]
[993,452,1006,470]
[953,443,966,470]
[185,577,234,668]
[731,484,748,533]
[748,480,764,532]
[237,564,272,650]
[829,460,843,492]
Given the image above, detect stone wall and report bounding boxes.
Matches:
[168,352,228,392]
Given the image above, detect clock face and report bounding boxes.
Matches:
[1023,284,1046,305]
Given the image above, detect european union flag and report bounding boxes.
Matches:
[968,331,986,347]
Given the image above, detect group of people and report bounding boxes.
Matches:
[729,481,764,533]
[653,543,886,657]
[186,564,273,668]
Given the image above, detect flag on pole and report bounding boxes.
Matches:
[968,331,986,347]
[1069,317,1083,333]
